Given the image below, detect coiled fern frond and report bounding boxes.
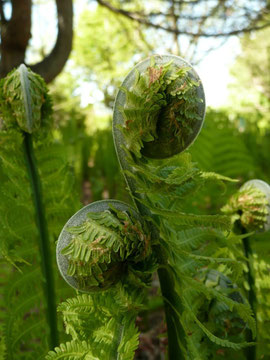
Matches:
[62,206,151,291]
[49,55,257,360]
[0,66,78,359]
[114,56,256,358]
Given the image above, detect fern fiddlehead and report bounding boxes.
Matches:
[0,65,79,358]
[223,179,270,360]
[113,55,206,359]
[0,64,59,348]
[54,200,153,360]
[57,200,152,293]
[53,55,256,359]
[113,55,257,358]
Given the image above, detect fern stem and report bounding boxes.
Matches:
[157,264,187,359]
[119,167,187,358]
[114,124,187,359]
[120,175,187,358]
[242,235,256,360]
[115,324,124,360]
[23,132,59,349]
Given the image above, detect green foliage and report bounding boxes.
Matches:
[222,185,269,231]
[73,4,151,108]
[190,111,259,179]
[46,286,147,360]
[0,64,52,133]
[48,56,267,359]
[113,58,256,358]
[251,232,270,358]
[88,128,127,203]
[228,28,270,128]
[0,66,79,358]
[2,46,270,359]
[188,108,270,359]
[62,207,151,291]
[120,60,201,158]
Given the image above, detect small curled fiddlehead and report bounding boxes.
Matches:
[0,64,52,134]
[222,179,270,360]
[222,179,270,232]
[113,55,205,160]
[57,200,152,292]
[54,55,251,359]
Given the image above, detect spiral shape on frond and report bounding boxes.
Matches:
[57,200,151,292]
[113,55,205,160]
[222,179,270,232]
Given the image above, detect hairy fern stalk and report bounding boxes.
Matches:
[0,65,78,359]
[46,55,261,360]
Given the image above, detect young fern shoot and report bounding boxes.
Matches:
[50,55,257,360]
[113,55,255,358]
[223,179,270,360]
[0,65,78,358]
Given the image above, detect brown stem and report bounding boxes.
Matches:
[0,0,32,78]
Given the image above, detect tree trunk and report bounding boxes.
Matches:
[0,0,73,83]
[0,0,32,78]
[30,0,73,83]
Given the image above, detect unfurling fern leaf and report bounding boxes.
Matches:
[113,55,256,358]
[222,179,270,359]
[0,65,78,358]
[57,200,154,294]
[222,179,270,232]
[61,204,151,291]
[49,55,256,360]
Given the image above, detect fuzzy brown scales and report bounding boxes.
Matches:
[166,98,185,136]
[148,66,163,86]
[136,60,204,159]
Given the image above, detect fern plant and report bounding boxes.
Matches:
[0,65,78,359]
[48,55,260,360]
[222,179,270,360]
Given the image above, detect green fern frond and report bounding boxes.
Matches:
[0,64,52,133]
[45,340,98,360]
[181,276,256,338]
[140,201,231,230]
[166,227,225,251]
[187,308,252,351]
[190,115,258,178]
[222,184,269,231]
[61,208,150,291]
[55,287,140,360]
[0,324,6,360]
[119,59,201,158]
[0,66,78,358]
[113,316,139,360]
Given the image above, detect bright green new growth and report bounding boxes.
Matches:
[222,185,269,231]
[46,288,143,360]
[61,207,151,291]
[48,55,257,360]
[115,56,256,358]
[120,59,201,158]
[0,64,52,133]
[0,65,78,358]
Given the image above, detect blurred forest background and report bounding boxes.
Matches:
[1,0,270,358]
